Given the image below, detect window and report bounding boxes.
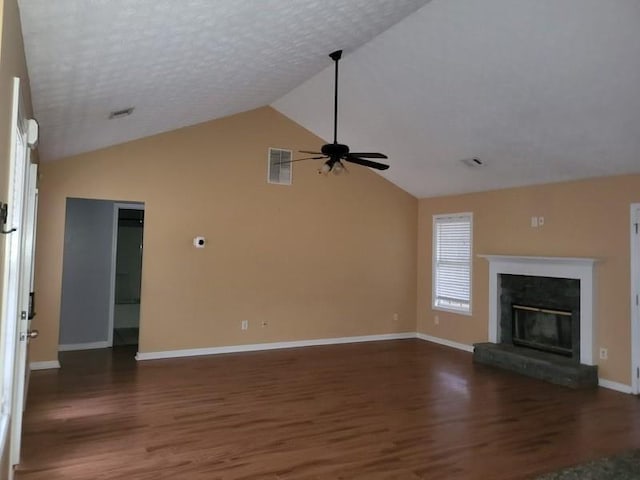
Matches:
[432,213,472,314]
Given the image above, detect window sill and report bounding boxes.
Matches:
[433,305,473,316]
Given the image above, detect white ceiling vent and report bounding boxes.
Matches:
[108,107,134,119]
[268,148,292,185]
[460,158,485,168]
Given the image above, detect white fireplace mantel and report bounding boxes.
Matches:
[479,255,599,365]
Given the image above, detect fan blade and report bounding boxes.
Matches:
[299,150,323,155]
[275,156,325,165]
[349,152,388,159]
[344,155,389,170]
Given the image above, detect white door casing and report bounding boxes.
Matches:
[0,80,24,475]
[631,204,640,394]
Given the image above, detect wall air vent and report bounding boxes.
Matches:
[267,148,292,185]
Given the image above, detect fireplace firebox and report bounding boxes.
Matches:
[499,274,580,361]
[512,305,572,356]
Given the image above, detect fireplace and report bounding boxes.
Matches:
[512,305,572,356]
[474,255,598,388]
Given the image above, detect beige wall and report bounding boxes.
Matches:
[0,0,32,477]
[0,444,7,480]
[417,174,640,385]
[32,99,640,388]
[32,106,418,361]
[0,0,33,283]
[0,0,32,199]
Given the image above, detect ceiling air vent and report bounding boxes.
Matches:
[109,107,134,119]
[460,157,485,168]
[267,148,292,185]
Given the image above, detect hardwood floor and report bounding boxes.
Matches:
[15,340,640,479]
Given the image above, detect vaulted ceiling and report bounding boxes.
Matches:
[18,0,640,198]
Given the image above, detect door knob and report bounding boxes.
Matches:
[26,329,39,339]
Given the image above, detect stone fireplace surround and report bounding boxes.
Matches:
[474,255,599,388]
[500,274,580,359]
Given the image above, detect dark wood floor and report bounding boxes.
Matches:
[15,340,640,479]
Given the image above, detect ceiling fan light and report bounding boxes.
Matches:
[333,161,344,175]
[320,162,331,175]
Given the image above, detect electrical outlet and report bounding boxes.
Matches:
[392,313,399,322]
[434,315,439,325]
[538,216,545,227]
[241,320,248,330]
[599,347,608,360]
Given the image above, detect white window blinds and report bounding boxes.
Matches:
[433,213,472,313]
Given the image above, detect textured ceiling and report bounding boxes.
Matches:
[18,0,430,162]
[274,0,640,197]
[19,0,640,198]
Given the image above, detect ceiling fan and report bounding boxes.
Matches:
[291,50,389,175]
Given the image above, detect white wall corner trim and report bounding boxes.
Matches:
[135,332,417,361]
[598,378,633,394]
[58,341,110,352]
[30,360,61,370]
[478,254,598,365]
[416,333,474,353]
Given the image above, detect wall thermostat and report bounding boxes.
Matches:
[193,236,206,248]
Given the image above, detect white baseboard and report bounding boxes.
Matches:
[48,333,633,395]
[58,341,110,352]
[416,333,474,353]
[598,378,633,394]
[30,360,61,370]
[136,332,416,361]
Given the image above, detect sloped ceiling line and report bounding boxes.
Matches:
[18,0,640,197]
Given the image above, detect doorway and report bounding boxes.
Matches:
[111,205,144,347]
[59,199,144,354]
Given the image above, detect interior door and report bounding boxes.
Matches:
[11,161,38,460]
[1,77,38,469]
